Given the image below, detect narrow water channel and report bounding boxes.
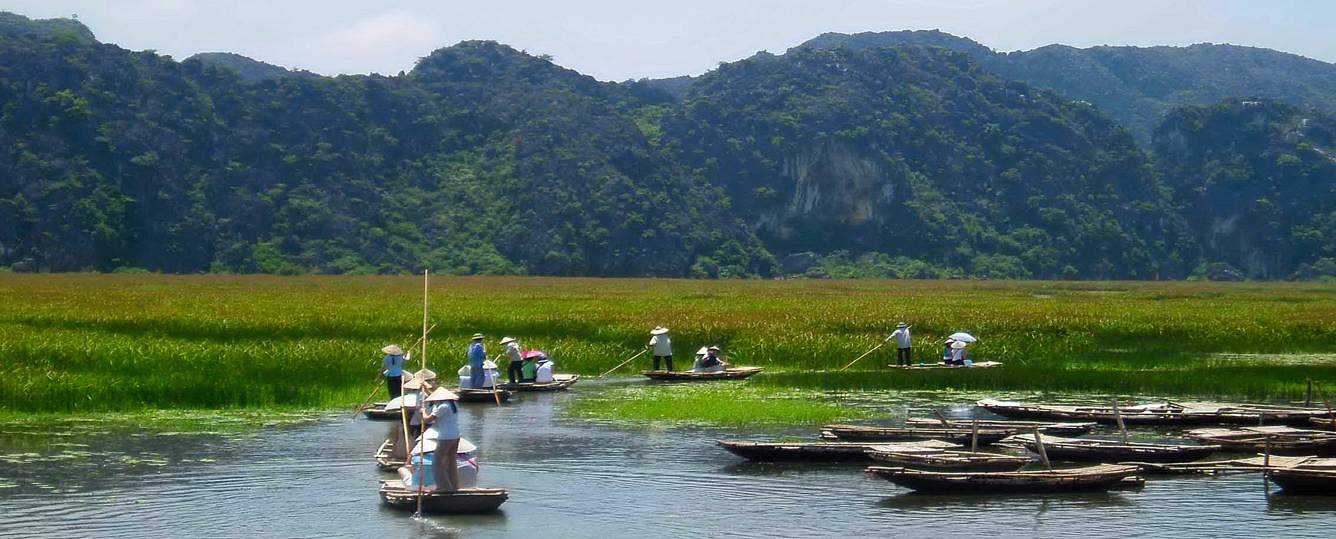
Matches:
[2,382,1334,538]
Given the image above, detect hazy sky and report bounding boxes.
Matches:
[8,1,1335,81]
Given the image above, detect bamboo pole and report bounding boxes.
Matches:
[1032,429,1052,470]
[416,269,429,517]
[1112,399,1129,445]
[598,349,647,378]
[839,342,886,372]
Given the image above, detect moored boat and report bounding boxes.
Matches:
[904,418,1096,437]
[378,480,508,513]
[496,374,580,392]
[866,464,1141,494]
[1308,417,1336,430]
[1008,434,1220,463]
[717,439,955,462]
[1186,426,1336,456]
[978,398,1333,426]
[642,367,763,381]
[865,446,1031,472]
[821,424,1016,445]
[374,439,400,472]
[1269,458,1336,494]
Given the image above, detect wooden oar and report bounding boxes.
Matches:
[598,348,647,378]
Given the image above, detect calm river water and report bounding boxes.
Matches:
[2,382,1334,538]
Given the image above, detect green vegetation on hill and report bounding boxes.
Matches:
[1155,99,1336,280]
[1,13,1333,279]
[797,31,1336,142]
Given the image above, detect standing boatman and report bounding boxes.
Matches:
[888,322,912,366]
[501,336,524,384]
[381,344,406,398]
[649,326,673,372]
[467,333,487,388]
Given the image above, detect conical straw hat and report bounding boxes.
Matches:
[381,344,404,355]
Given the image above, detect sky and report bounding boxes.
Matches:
[7,0,1335,81]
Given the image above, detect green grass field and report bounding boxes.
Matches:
[1,274,1334,416]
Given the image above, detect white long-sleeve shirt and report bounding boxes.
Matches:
[888,328,911,349]
[649,335,672,356]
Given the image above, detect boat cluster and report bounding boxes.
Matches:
[720,398,1336,495]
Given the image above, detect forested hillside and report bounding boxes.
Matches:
[1,13,1332,279]
[1154,100,1335,280]
[797,30,1336,142]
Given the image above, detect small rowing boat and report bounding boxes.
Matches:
[1309,417,1336,431]
[887,361,1002,370]
[865,445,1031,472]
[362,402,399,421]
[378,480,508,513]
[904,418,1096,437]
[642,367,763,381]
[1007,434,1220,463]
[374,439,400,472]
[1186,426,1336,456]
[978,398,1333,426]
[717,439,956,462]
[821,424,1016,446]
[456,388,514,403]
[866,464,1141,494]
[497,374,580,392]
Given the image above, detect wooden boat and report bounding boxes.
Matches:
[496,374,580,392]
[641,367,763,381]
[1270,468,1336,494]
[887,361,1002,370]
[865,445,1031,472]
[1129,455,1322,475]
[1308,417,1336,430]
[362,402,399,421]
[1007,434,1220,463]
[456,388,514,403]
[904,418,1096,437]
[717,439,955,462]
[1186,426,1336,456]
[866,464,1141,494]
[821,424,1016,446]
[1269,458,1336,494]
[978,398,1333,426]
[378,480,508,513]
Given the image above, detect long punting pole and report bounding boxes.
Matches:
[416,269,429,516]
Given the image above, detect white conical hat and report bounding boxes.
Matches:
[381,344,404,355]
[651,326,670,335]
[412,437,477,455]
[425,387,459,402]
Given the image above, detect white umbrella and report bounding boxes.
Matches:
[947,332,977,343]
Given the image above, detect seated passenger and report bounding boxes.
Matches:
[948,341,969,366]
[694,346,725,372]
[535,354,556,383]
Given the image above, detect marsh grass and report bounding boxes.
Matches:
[1,274,1334,415]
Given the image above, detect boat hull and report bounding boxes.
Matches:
[867,464,1140,494]
[641,367,763,381]
[496,374,580,392]
[456,389,513,403]
[1270,469,1336,495]
[378,482,508,513]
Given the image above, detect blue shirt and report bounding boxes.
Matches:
[467,342,486,368]
[383,354,405,377]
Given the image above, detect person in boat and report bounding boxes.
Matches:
[501,336,524,385]
[381,344,406,398]
[421,386,462,491]
[693,345,725,373]
[389,375,430,460]
[467,333,487,389]
[522,350,543,382]
[534,352,556,383]
[948,340,969,366]
[649,326,673,372]
[887,322,912,366]
[941,339,955,366]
